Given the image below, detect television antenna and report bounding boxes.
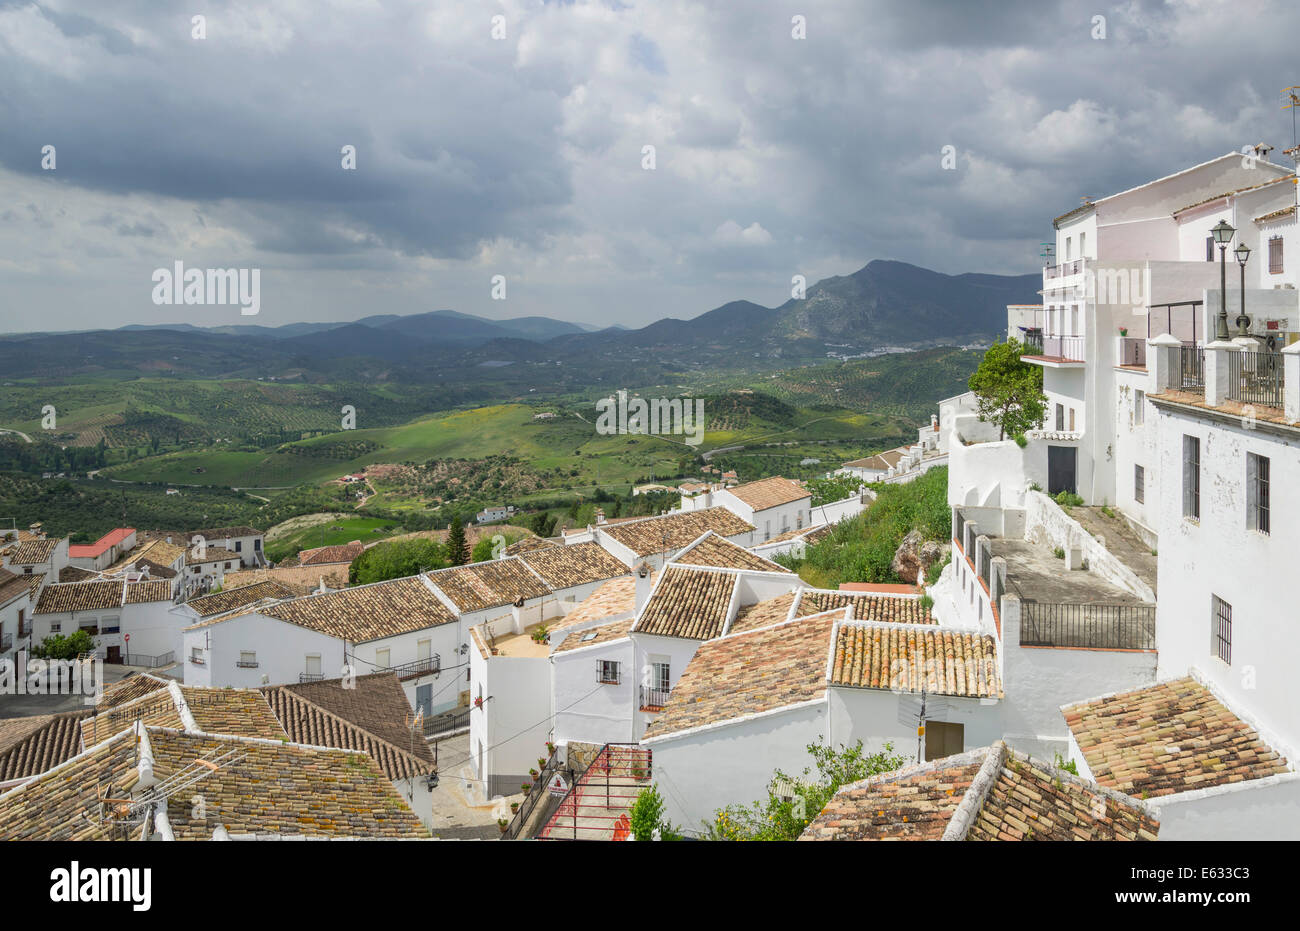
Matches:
[96,743,248,837]
[1282,87,1300,163]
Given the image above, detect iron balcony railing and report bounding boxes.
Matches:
[299,672,325,683]
[1118,337,1146,368]
[17,623,30,638]
[424,707,471,737]
[1226,350,1284,409]
[126,651,174,669]
[1039,336,1085,361]
[1043,259,1085,280]
[388,655,441,679]
[1180,347,1205,390]
[639,685,670,712]
[0,634,11,652]
[236,659,259,668]
[501,746,562,840]
[1019,601,1156,651]
[538,743,654,841]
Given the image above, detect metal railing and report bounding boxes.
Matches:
[17,623,30,638]
[539,743,653,841]
[1044,260,1085,280]
[501,746,563,840]
[1019,601,1156,650]
[1226,350,1284,408]
[125,651,174,668]
[424,707,471,737]
[236,659,259,668]
[1041,336,1085,361]
[1180,347,1205,390]
[639,685,670,712]
[388,655,441,679]
[0,634,11,652]
[1148,301,1203,344]
[298,672,324,683]
[1118,337,1146,368]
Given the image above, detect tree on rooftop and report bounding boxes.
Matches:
[967,338,1047,441]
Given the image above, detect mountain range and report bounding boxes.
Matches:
[0,260,1039,383]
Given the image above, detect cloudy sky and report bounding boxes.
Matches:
[1,0,1297,333]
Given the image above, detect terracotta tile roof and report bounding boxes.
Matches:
[124,579,172,604]
[727,591,798,634]
[186,544,240,566]
[1172,175,1292,216]
[25,572,45,600]
[187,580,294,617]
[256,576,456,642]
[643,611,837,739]
[554,617,634,653]
[762,524,827,546]
[96,673,173,710]
[504,537,555,556]
[1062,676,1290,798]
[223,565,348,596]
[427,558,551,613]
[796,589,935,624]
[829,622,1001,698]
[0,728,140,840]
[1255,205,1296,224]
[518,541,629,590]
[842,449,907,471]
[261,672,435,778]
[58,566,99,582]
[672,531,792,573]
[143,525,263,543]
[299,542,366,566]
[150,730,430,839]
[67,528,134,559]
[801,743,1158,841]
[549,574,650,634]
[726,476,810,511]
[599,507,755,558]
[0,712,91,783]
[81,684,288,748]
[105,539,185,574]
[34,580,125,614]
[0,569,30,607]
[6,538,58,565]
[633,566,737,640]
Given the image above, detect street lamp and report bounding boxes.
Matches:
[1233,241,1252,337]
[1211,220,1235,340]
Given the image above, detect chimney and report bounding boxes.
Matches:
[703,488,713,508]
[635,563,653,612]
[930,414,938,432]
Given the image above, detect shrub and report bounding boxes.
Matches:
[1053,546,1065,560]
[1013,433,1028,448]
[629,784,679,841]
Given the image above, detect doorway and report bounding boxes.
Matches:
[1047,445,1077,496]
[106,646,122,664]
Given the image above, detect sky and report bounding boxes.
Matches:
[1,0,1298,333]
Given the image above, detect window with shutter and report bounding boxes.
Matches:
[1182,435,1200,519]
[1269,237,1283,274]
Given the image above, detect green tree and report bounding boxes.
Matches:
[349,538,450,584]
[967,338,1047,441]
[703,738,908,840]
[629,784,679,841]
[31,629,96,660]
[447,516,470,566]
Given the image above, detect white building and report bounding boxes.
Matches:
[31,579,182,665]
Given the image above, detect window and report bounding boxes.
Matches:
[100,615,120,634]
[1068,408,1076,432]
[1055,403,1064,431]
[1183,435,1200,519]
[763,520,770,542]
[79,618,98,634]
[238,651,258,668]
[190,647,204,666]
[924,721,964,761]
[652,662,670,691]
[1079,231,1086,257]
[193,566,201,575]
[375,648,391,669]
[1206,236,1215,262]
[254,538,261,551]
[1065,236,1073,260]
[23,567,31,575]
[417,638,431,660]
[305,654,321,677]
[1133,389,1145,426]
[1134,465,1145,504]
[224,562,232,570]
[1212,595,1232,665]
[1247,453,1270,534]
[50,622,61,633]
[234,540,243,552]
[1269,236,1284,274]
[598,660,621,685]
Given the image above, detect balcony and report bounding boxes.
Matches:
[299,672,325,683]
[388,655,441,680]
[1043,259,1085,281]
[639,685,671,712]
[1022,335,1085,365]
[17,624,30,638]
[1226,350,1285,409]
[1180,346,1205,391]
[1118,337,1146,368]
[0,634,11,652]
[236,659,259,668]
[1019,601,1156,651]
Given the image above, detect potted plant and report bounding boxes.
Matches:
[510,802,520,814]
[1118,327,1128,337]
[521,783,532,796]
[537,757,548,770]
[545,741,556,756]
[529,767,539,780]
[498,818,509,833]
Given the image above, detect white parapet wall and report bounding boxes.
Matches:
[1023,491,1153,601]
